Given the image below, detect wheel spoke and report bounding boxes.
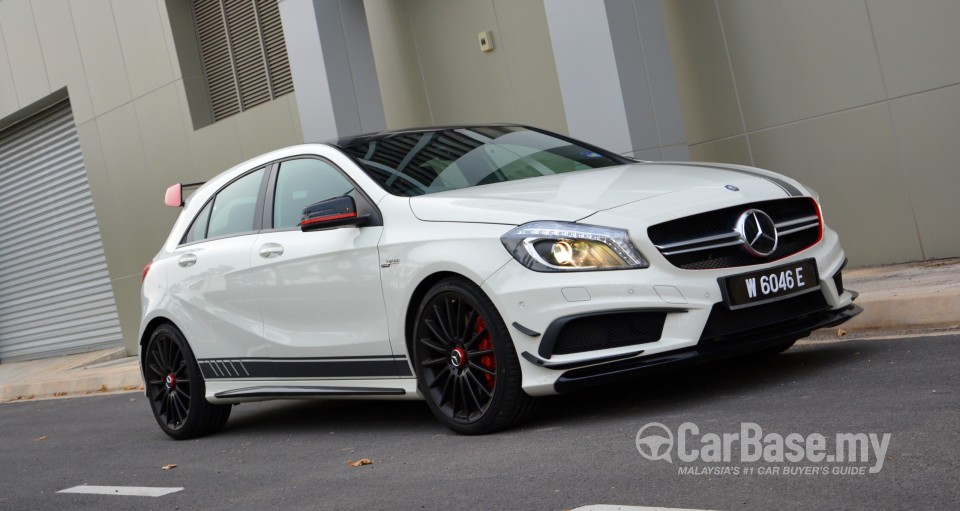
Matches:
[466,370,493,398]
[432,304,452,340]
[464,327,487,349]
[463,374,483,412]
[148,362,165,378]
[457,377,470,418]
[466,348,493,357]
[444,298,455,341]
[425,319,453,347]
[419,337,448,354]
[468,361,495,376]
[420,356,447,367]
[459,309,476,344]
[426,365,450,388]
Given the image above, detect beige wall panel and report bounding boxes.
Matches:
[95,103,160,277]
[750,105,922,266]
[868,0,960,98]
[110,275,140,352]
[175,82,243,180]
[363,0,432,129]
[689,136,751,167]
[286,93,303,142]
[75,120,123,281]
[719,0,885,131]
[0,0,51,106]
[133,84,192,233]
[890,85,960,259]
[112,0,174,98]
[660,0,742,144]
[405,0,516,125]
[156,0,182,80]
[492,0,566,134]
[76,120,139,351]
[31,0,95,123]
[234,96,301,160]
[70,0,132,115]
[0,23,19,115]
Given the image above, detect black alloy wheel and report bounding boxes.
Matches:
[144,324,231,440]
[412,278,537,434]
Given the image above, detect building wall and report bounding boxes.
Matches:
[364,0,568,134]
[0,0,304,354]
[662,0,960,266]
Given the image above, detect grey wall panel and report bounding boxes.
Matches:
[0,101,123,361]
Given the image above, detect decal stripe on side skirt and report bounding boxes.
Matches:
[198,357,413,379]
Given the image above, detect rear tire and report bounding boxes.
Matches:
[412,277,538,434]
[144,324,231,440]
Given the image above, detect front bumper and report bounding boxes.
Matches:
[552,301,861,393]
[482,227,855,396]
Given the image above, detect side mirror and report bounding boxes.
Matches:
[164,183,183,207]
[300,195,367,231]
[164,182,204,208]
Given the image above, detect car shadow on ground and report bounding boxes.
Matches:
[217,341,869,437]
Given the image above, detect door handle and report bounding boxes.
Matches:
[178,254,197,267]
[258,243,284,259]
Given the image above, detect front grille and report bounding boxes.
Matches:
[648,198,821,270]
[546,312,666,356]
[699,291,829,342]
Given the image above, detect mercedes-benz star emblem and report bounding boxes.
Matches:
[736,208,778,257]
[450,348,466,368]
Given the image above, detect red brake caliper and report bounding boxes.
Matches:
[475,317,496,389]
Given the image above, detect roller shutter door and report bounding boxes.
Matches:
[0,101,123,362]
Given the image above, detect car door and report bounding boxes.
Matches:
[167,167,268,365]
[249,157,400,379]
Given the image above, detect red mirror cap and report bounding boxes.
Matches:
[164,183,183,207]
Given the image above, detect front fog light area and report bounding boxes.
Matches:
[502,221,648,272]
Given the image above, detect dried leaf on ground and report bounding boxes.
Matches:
[347,458,372,467]
[161,464,178,470]
[53,392,67,397]
[33,436,49,442]
[97,385,109,393]
[837,328,847,337]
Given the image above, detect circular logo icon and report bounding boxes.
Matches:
[725,184,739,192]
[736,208,778,257]
[635,422,674,463]
[165,374,176,390]
[450,348,466,368]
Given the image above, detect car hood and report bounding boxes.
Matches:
[408,162,805,224]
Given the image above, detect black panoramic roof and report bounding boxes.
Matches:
[329,123,528,148]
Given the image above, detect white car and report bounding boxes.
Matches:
[139,125,860,439]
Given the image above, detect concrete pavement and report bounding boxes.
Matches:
[2,257,958,402]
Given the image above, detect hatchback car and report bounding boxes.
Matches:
[140,125,860,439]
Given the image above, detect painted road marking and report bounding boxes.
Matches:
[572,506,721,511]
[58,486,183,497]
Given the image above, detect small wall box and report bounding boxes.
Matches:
[478,31,494,52]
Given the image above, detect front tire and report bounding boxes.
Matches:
[412,277,537,434]
[144,324,231,440]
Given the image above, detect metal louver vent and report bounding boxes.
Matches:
[192,0,294,122]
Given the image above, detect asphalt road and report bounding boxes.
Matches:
[1,335,958,511]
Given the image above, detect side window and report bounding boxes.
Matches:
[273,159,355,229]
[205,168,266,239]
[183,201,213,244]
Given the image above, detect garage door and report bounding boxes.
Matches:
[0,101,123,362]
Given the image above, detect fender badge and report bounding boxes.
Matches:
[725,184,740,191]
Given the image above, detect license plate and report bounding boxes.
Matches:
[721,259,820,310]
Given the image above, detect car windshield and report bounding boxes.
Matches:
[337,126,625,197]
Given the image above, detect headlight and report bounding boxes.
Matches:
[501,221,648,272]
